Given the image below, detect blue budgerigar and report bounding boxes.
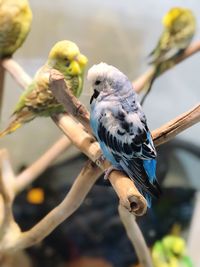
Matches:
[88,63,161,207]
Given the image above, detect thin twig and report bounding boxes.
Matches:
[49,69,91,133]
[152,104,200,146]
[0,149,19,242]
[2,58,32,88]
[15,135,72,194]
[134,40,200,93]
[118,204,153,267]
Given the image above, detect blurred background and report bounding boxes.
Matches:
[0,0,200,266]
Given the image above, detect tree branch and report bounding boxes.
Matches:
[2,58,32,89]
[49,69,91,133]
[0,149,21,246]
[118,205,153,267]
[152,104,200,146]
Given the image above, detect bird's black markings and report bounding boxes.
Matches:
[123,142,132,155]
[110,134,120,153]
[121,121,130,132]
[133,134,142,145]
[122,158,160,198]
[131,142,141,153]
[117,129,125,136]
[117,111,125,120]
[113,153,121,163]
[98,123,107,142]
[109,134,115,150]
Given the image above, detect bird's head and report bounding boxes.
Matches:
[87,62,128,104]
[162,7,190,28]
[48,40,88,76]
[162,235,186,257]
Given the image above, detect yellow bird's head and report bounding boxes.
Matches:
[48,40,88,76]
[162,7,192,29]
[162,235,186,257]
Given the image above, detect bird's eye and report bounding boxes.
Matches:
[65,58,70,67]
[95,80,101,86]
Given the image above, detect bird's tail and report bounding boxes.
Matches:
[0,111,35,137]
[140,63,162,106]
[0,121,22,137]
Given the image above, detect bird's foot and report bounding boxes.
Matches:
[95,154,106,168]
[104,166,119,180]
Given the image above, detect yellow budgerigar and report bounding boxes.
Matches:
[141,7,196,105]
[149,7,196,64]
[0,0,32,58]
[0,40,88,136]
[152,235,193,267]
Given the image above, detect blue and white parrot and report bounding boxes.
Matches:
[88,63,161,207]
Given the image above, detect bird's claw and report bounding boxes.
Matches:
[95,154,106,168]
[104,166,118,180]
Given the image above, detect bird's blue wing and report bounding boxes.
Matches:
[92,102,160,205]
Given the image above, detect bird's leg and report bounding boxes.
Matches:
[95,154,106,168]
[104,166,119,180]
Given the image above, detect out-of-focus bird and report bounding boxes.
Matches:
[149,7,196,64]
[0,0,32,58]
[89,63,161,207]
[0,40,88,136]
[141,7,196,105]
[152,235,193,267]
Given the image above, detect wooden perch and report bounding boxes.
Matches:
[119,204,153,267]
[49,69,91,133]
[2,58,32,88]
[0,149,21,250]
[152,104,200,146]
[134,40,200,93]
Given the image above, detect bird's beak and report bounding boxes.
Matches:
[69,61,81,75]
[75,54,88,67]
[90,89,100,104]
[69,54,88,75]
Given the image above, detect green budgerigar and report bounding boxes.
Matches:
[149,7,196,64]
[0,40,88,136]
[152,235,194,267]
[0,0,32,58]
[141,7,196,105]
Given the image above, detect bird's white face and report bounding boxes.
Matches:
[88,63,110,104]
[88,62,126,104]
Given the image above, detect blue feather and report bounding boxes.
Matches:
[143,159,157,183]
